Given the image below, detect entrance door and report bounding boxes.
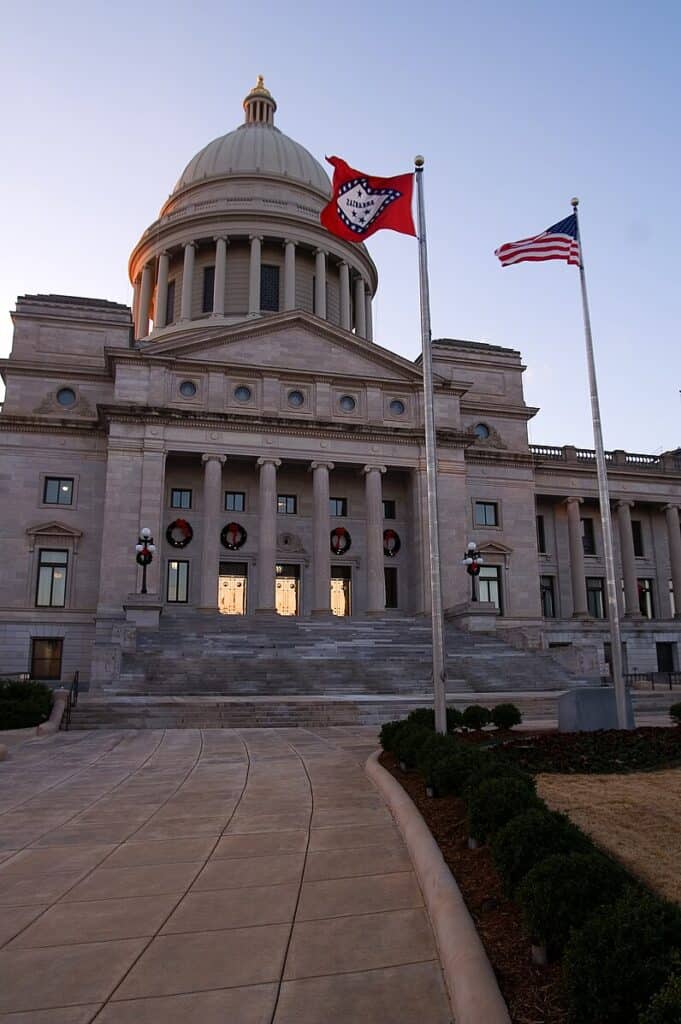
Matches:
[657,642,675,673]
[478,565,503,613]
[331,566,351,616]
[276,564,300,616]
[219,562,248,615]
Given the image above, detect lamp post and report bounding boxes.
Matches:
[462,541,483,602]
[135,527,156,595]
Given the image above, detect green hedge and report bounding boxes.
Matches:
[467,776,541,843]
[670,703,681,726]
[0,680,53,730]
[563,890,681,1024]
[639,972,681,1024]
[516,851,629,957]
[491,807,591,895]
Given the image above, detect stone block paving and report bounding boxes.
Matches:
[0,726,451,1023]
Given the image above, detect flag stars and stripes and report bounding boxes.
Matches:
[495,213,581,267]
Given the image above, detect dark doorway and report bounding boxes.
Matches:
[657,642,675,673]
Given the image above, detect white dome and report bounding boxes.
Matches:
[171,79,330,200]
[172,122,331,199]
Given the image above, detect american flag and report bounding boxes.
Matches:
[495,213,581,267]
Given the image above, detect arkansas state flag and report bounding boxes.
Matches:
[320,156,416,242]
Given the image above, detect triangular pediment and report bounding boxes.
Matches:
[479,540,513,556]
[133,311,432,385]
[26,521,84,552]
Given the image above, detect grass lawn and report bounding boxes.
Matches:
[538,768,681,906]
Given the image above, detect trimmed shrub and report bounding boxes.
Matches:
[517,851,629,957]
[467,777,540,843]
[0,680,53,730]
[393,723,433,768]
[670,703,681,727]
[491,703,522,730]
[563,889,681,1024]
[462,760,536,804]
[430,744,491,797]
[379,719,405,752]
[462,704,491,730]
[639,972,681,1024]
[416,732,458,782]
[406,706,463,732]
[491,807,591,895]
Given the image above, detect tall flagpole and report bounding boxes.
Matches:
[571,198,629,730]
[414,156,447,735]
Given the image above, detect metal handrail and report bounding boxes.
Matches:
[60,671,79,731]
[624,671,681,692]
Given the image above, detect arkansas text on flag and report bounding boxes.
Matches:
[320,156,416,242]
[495,214,581,267]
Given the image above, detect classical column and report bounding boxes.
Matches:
[248,235,263,314]
[213,237,228,316]
[339,261,351,330]
[314,249,327,319]
[256,456,281,612]
[180,242,196,321]
[199,454,226,609]
[664,504,681,618]
[365,287,373,342]
[139,442,166,595]
[565,496,588,617]
[283,240,296,310]
[310,461,334,615]
[138,262,154,338]
[617,500,640,617]
[363,465,386,613]
[132,275,141,337]
[354,276,366,337]
[154,252,170,330]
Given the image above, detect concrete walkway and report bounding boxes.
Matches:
[0,728,451,1023]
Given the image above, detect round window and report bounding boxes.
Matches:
[288,390,305,408]
[339,395,356,412]
[389,399,405,416]
[179,380,197,398]
[234,385,252,403]
[474,423,490,440]
[56,388,76,407]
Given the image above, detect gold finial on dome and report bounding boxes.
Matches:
[243,76,277,125]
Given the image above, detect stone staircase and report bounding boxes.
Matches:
[69,613,591,729]
[107,612,581,697]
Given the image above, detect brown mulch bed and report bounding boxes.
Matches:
[380,751,568,1024]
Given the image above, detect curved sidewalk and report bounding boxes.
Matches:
[0,727,451,1023]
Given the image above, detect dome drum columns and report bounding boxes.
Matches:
[213,237,228,317]
[248,235,263,316]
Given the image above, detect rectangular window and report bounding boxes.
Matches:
[202,265,215,313]
[36,549,68,607]
[581,517,596,555]
[170,488,192,510]
[540,575,556,618]
[536,514,546,553]
[632,520,644,557]
[478,565,502,613]
[167,560,189,603]
[277,494,297,515]
[474,501,499,527]
[383,499,396,520]
[586,577,606,618]
[637,578,654,619]
[43,477,74,505]
[329,497,347,517]
[384,566,398,609]
[260,265,280,312]
[225,491,246,512]
[166,280,176,325]
[30,638,63,680]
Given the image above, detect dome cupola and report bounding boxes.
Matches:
[129,79,378,343]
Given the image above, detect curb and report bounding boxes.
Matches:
[37,688,68,736]
[366,750,511,1024]
[0,744,6,761]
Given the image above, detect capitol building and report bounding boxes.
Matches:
[1,79,680,716]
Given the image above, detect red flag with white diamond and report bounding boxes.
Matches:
[320,156,416,242]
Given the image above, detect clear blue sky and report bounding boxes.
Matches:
[1,0,679,452]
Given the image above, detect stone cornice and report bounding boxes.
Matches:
[0,414,106,437]
[464,449,535,469]
[96,403,471,450]
[460,399,539,421]
[0,359,113,384]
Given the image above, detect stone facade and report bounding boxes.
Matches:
[2,79,681,688]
